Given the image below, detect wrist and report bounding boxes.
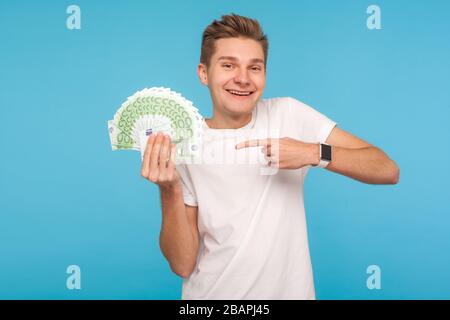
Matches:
[309,143,320,166]
[159,180,183,194]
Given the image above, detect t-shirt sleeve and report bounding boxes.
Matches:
[175,163,198,207]
[286,97,337,143]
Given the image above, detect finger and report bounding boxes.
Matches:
[261,146,272,156]
[167,143,177,178]
[264,154,272,167]
[158,135,170,177]
[268,160,279,168]
[270,151,279,163]
[149,132,164,177]
[141,134,156,177]
[235,138,271,149]
[265,157,277,167]
[167,143,176,173]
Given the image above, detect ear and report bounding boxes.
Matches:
[197,63,208,86]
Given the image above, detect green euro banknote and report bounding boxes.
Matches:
[108,87,203,162]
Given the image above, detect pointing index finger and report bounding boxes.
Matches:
[235,138,270,149]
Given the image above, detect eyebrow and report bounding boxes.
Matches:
[217,56,264,65]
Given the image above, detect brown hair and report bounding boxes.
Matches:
[200,13,269,69]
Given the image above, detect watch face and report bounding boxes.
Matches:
[321,144,332,161]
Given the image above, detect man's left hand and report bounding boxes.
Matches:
[235,137,320,169]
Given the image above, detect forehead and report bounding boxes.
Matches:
[211,37,265,63]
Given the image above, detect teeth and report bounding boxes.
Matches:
[228,90,252,96]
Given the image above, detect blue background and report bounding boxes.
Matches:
[1,0,449,299]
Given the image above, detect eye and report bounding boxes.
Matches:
[222,63,233,70]
[251,66,262,72]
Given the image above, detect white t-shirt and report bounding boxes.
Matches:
[175,97,337,300]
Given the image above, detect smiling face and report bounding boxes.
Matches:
[198,37,266,123]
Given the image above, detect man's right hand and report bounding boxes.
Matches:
[141,132,180,189]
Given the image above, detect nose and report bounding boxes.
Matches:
[234,68,250,86]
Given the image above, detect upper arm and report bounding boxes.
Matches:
[325,126,373,149]
[185,204,199,245]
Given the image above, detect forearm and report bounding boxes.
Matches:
[159,183,198,277]
[310,144,400,184]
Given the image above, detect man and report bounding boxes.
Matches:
[140,14,399,299]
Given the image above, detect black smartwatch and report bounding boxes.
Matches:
[317,143,332,168]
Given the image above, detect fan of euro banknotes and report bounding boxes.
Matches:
[107,87,203,162]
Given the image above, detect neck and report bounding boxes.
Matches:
[205,110,253,129]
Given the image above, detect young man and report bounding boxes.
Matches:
[140,14,400,299]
